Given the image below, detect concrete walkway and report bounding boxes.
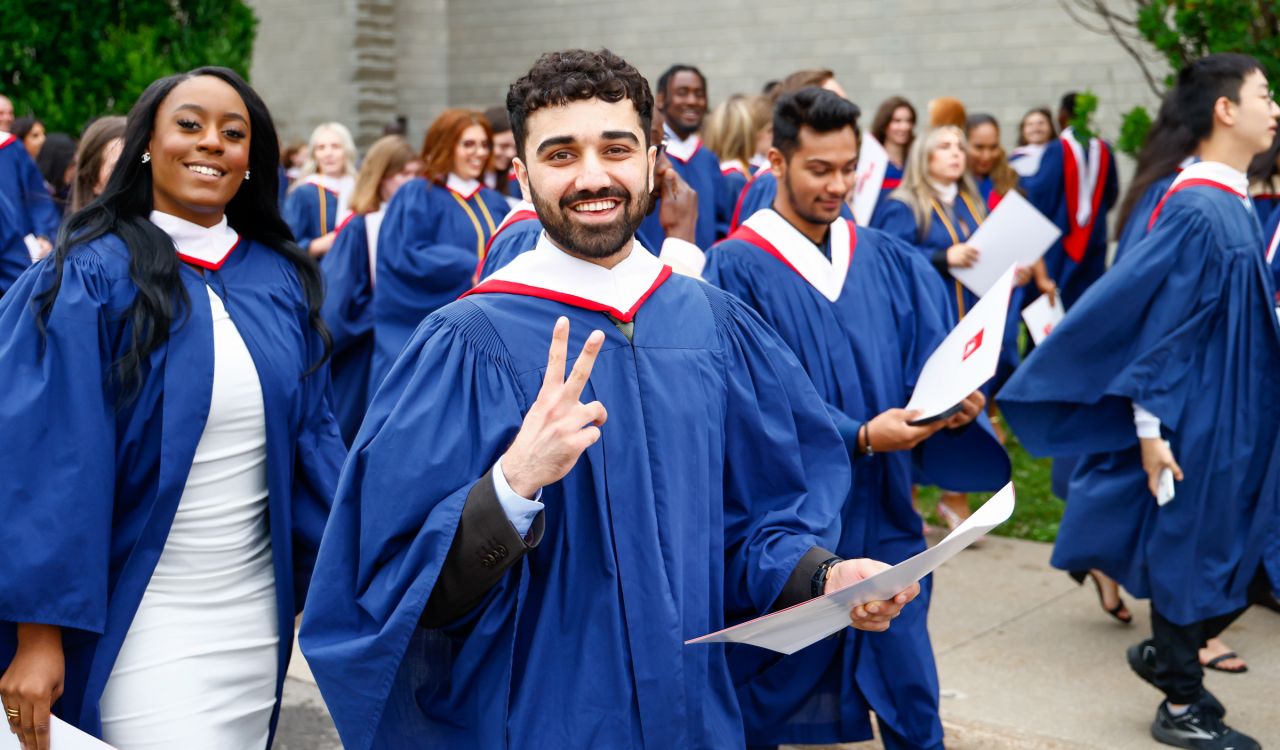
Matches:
[278,535,1280,749]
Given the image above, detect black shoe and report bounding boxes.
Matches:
[1127,640,1226,718]
[1151,701,1259,749]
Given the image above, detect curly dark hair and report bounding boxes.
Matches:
[506,48,654,160]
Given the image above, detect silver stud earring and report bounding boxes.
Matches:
[244,170,251,181]
[141,152,151,164]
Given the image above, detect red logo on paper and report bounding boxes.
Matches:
[961,329,984,362]
[1042,324,1054,338]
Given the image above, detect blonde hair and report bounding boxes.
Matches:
[704,94,766,167]
[348,135,418,215]
[297,122,358,183]
[890,125,986,237]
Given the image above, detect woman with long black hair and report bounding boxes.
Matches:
[0,67,344,750]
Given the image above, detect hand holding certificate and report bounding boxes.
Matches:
[0,714,117,750]
[687,483,1016,655]
[952,191,1061,297]
[903,265,1016,425]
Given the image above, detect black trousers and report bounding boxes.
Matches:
[1150,566,1273,704]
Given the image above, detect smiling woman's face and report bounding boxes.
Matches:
[148,75,251,227]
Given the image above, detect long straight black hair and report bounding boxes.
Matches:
[1116,53,1264,235]
[39,66,330,397]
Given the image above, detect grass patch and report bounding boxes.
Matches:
[915,427,1062,542]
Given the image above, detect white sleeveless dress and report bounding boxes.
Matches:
[98,287,279,749]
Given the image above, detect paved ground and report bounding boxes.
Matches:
[277,534,1280,749]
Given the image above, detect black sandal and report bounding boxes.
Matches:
[1069,570,1133,624]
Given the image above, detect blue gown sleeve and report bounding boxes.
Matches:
[291,321,345,613]
[16,151,59,239]
[0,191,28,294]
[0,253,116,633]
[711,290,848,617]
[284,186,321,251]
[320,216,373,353]
[1024,142,1065,222]
[299,304,528,746]
[717,171,747,239]
[998,204,1225,457]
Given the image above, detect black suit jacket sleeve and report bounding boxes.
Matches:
[771,545,839,612]
[419,468,544,628]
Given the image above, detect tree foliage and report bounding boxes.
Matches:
[0,0,257,135]
[1061,1,1280,154]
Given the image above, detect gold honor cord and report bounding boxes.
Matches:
[318,184,329,235]
[931,192,983,318]
[450,191,494,260]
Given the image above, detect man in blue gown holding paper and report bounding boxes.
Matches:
[705,88,1010,750]
[1000,54,1280,750]
[299,49,919,750]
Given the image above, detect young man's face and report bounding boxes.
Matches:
[1231,70,1280,155]
[515,97,656,260]
[660,71,707,136]
[773,124,858,227]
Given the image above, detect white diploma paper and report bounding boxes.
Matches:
[851,133,889,226]
[687,482,1016,655]
[903,265,1016,424]
[952,190,1062,297]
[0,715,117,750]
[23,234,43,263]
[1021,292,1066,346]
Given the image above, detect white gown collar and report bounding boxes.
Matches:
[302,173,341,193]
[149,211,240,270]
[465,232,671,322]
[738,209,853,302]
[446,173,482,200]
[1171,160,1249,197]
[663,124,702,163]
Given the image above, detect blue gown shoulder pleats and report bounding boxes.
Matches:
[299,273,850,750]
[0,233,345,740]
[1114,172,1177,265]
[706,222,1008,747]
[371,177,509,388]
[320,212,376,445]
[998,185,1280,625]
[284,181,340,252]
[0,136,59,239]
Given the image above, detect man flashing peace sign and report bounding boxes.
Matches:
[300,48,917,750]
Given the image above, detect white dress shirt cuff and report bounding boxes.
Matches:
[659,237,706,279]
[492,457,545,538]
[1133,403,1162,440]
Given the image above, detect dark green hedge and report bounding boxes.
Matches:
[0,0,257,134]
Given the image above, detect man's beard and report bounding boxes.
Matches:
[529,180,651,259]
[783,170,841,227]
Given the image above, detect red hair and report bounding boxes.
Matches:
[420,109,492,183]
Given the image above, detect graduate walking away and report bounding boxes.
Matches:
[300,49,918,750]
[706,88,1009,750]
[999,54,1280,750]
[0,67,344,750]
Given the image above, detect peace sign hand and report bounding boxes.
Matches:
[500,317,609,498]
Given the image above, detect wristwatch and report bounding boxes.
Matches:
[811,555,844,598]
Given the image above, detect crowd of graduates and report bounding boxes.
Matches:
[0,45,1277,750]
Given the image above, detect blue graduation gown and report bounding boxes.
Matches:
[0,136,59,239]
[1263,206,1280,300]
[1023,138,1119,308]
[730,170,854,232]
[320,212,377,445]
[881,161,904,205]
[706,220,1008,747]
[1252,192,1280,230]
[371,177,509,387]
[639,145,725,249]
[283,180,340,252]
[717,164,750,240]
[870,195,1023,394]
[0,233,344,740]
[0,190,28,295]
[299,269,850,750]
[1114,172,1177,265]
[998,185,1280,625]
